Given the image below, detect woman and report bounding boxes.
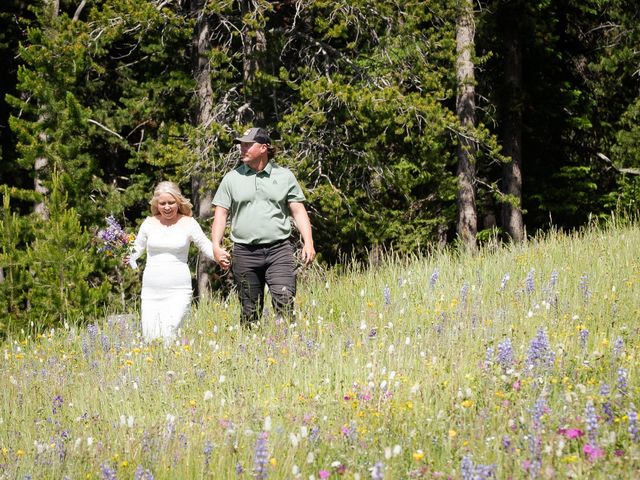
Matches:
[129,181,214,342]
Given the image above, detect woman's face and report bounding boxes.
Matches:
[156,192,179,220]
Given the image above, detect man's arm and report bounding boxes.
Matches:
[211,206,231,269]
[289,201,315,265]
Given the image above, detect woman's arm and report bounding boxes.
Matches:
[211,206,231,269]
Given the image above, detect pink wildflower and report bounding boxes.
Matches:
[583,443,605,462]
[557,428,584,439]
[319,470,330,479]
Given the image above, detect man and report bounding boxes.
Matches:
[211,127,315,325]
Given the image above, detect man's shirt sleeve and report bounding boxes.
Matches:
[212,174,232,209]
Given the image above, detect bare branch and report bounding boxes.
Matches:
[72,0,87,21]
[87,119,123,139]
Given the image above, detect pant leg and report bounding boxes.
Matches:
[265,240,297,320]
[232,243,266,324]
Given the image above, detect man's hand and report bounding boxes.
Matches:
[300,242,316,265]
[213,245,232,270]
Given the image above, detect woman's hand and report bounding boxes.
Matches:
[213,245,231,270]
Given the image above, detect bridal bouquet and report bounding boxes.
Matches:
[95,215,135,258]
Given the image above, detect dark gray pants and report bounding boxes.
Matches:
[232,239,296,325]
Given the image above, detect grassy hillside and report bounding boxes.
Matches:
[1,220,639,479]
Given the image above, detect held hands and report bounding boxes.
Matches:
[213,245,232,270]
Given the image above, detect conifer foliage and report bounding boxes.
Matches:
[0,0,639,333]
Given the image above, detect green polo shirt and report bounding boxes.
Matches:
[212,162,306,245]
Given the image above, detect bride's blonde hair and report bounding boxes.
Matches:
[149,181,193,216]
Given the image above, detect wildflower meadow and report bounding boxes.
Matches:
[1,221,639,479]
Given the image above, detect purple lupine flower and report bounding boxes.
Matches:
[253,432,269,480]
[526,327,554,372]
[461,455,475,480]
[88,323,98,341]
[429,268,439,288]
[603,402,614,424]
[500,273,510,291]
[628,405,639,442]
[310,425,320,442]
[235,462,244,474]
[599,383,610,396]
[497,338,514,370]
[531,396,546,430]
[524,269,535,294]
[585,400,599,445]
[383,286,391,305]
[371,462,385,480]
[617,367,628,396]
[549,270,558,289]
[81,335,91,359]
[501,435,512,451]
[100,334,110,353]
[579,274,591,299]
[100,463,117,480]
[203,440,213,467]
[579,329,589,350]
[613,337,624,357]
[134,466,154,480]
[460,282,469,307]
[475,463,497,479]
[52,395,63,415]
[484,347,495,368]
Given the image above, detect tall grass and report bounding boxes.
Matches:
[1,221,639,479]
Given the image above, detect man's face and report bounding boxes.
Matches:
[239,141,266,163]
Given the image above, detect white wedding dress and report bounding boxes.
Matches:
[129,216,214,342]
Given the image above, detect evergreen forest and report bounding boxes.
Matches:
[1,0,639,333]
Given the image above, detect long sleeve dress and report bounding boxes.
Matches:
[129,216,214,342]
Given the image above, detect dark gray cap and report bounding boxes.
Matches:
[233,127,272,144]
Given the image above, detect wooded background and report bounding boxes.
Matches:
[1,0,639,332]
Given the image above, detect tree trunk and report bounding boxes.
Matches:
[500,2,525,242]
[239,0,267,124]
[34,0,59,220]
[191,0,214,298]
[455,0,477,251]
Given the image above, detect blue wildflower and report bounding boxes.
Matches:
[629,405,639,442]
[100,463,117,480]
[500,273,510,291]
[579,329,589,350]
[524,269,535,294]
[371,462,385,480]
[429,268,439,288]
[617,367,628,396]
[383,286,391,305]
[585,400,599,444]
[613,337,624,357]
[497,338,514,370]
[203,440,213,467]
[253,432,269,480]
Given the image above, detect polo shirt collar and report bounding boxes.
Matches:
[240,161,273,175]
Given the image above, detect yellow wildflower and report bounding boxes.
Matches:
[413,450,425,461]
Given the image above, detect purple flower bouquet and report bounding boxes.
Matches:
[95,215,134,258]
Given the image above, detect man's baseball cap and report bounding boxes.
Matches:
[233,127,272,144]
